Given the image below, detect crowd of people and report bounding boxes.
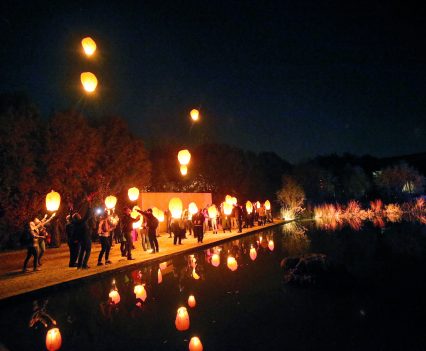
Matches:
[22,198,273,273]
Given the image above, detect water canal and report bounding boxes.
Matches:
[1,219,426,350]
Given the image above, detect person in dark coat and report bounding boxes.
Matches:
[192,209,204,243]
[234,204,243,233]
[171,218,184,245]
[137,209,159,253]
[74,197,93,269]
[121,207,140,260]
[66,214,79,267]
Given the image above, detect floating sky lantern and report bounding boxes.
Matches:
[45,327,62,351]
[265,200,271,211]
[227,256,238,271]
[223,202,233,216]
[188,295,196,308]
[211,253,220,267]
[134,284,147,302]
[169,197,183,219]
[81,36,96,56]
[246,201,253,214]
[109,290,120,305]
[128,187,139,201]
[268,240,275,251]
[105,195,117,210]
[188,202,198,215]
[208,205,217,219]
[249,246,257,261]
[46,190,61,212]
[180,165,188,176]
[158,268,163,284]
[189,336,203,351]
[175,307,190,331]
[178,149,191,166]
[190,109,200,121]
[80,72,98,93]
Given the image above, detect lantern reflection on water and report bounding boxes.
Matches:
[249,246,257,261]
[178,149,191,165]
[192,268,200,280]
[180,165,188,176]
[227,256,238,271]
[189,336,203,351]
[159,262,167,270]
[158,268,163,284]
[109,290,120,305]
[188,295,196,308]
[211,253,220,267]
[134,284,147,302]
[175,307,190,331]
[46,327,62,351]
[268,240,275,251]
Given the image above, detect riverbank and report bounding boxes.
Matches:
[0,221,284,301]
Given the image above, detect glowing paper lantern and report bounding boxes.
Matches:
[249,246,257,261]
[268,240,275,251]
[188,202,198,215]
[180,165,188,176]
[105,195,117,210]
[158,210,165,222]
[159,261,167,270]
[190,109,199,121]
[223,202,233,216]
[208,205,217,219]
[80,72,98,93]
[132,218,142,229]
[246,201,253,214]
[46,190,61,212]
[46,327,62,351]
[188,295,196,308]
[158,268,163,284]
[256,201,261,208]
[81,37,96,56]
[232,197,237,205]
[211,253,220,267]
[109,290,120,305]
[134,284,147,302]
[192,268,200,280]
[152,207,161,220]
[178,149,191,165]
[225,195,233,205]
[175,307,190,331]
[189,337,203,351]
[265,200,271,211]
[169,197,183,219]
[227,256,238,271]
[128,187,139,201]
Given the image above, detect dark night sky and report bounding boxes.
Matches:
[1,0,425,162]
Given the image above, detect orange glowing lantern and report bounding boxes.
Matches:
[169,197,183,219]
[265,200,271,211]
[152,207,161,220]
[175,307,190,331]
[232,197,237,205]
[189,336,203,351]
[178,149,191,165]
[188,294,196,308]
[180,165,188,176]
[208,205,217,219]
[190,109,200,121]
[128,187,139,201]
[256,201,261,208]
[158,210,165,222]
[250,246,257,261]
[225,195,233,205]
[158,268,163,284]
[227,256,238,271]
[81,37,96,56]
[134,284,147,302]
[192,268,200,280]
[80,72,98,93]
[268,240,275,251]
[211,253,220,267]
[188,202,198,215]
[246,201,253,214]
[160,261,167,270]
[105,195,117,210]
[109,290,120,304]
[46,190,61,212]
[46,327,62,351]
[223,202,233,216]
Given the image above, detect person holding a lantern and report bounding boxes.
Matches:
[121,207,141,260]
[73,196,94,269]
[33,213,56,266]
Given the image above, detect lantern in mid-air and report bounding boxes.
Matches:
[80,72,98,93]
[180,165,188,176]
[81,36,96,56]
[109,290,120,305]
[227,256,238,271]
[268,240,275,251]
[256,201,261,208]
[169,197,183,219]
[223,202,233,216]
[211,253,220,267]
[225,195,233,205]
[178,149,191,165]
[246,201,253,214]
[105,195,117,210]
[158,210,165,222]
[208,205,217,219]
[46,190,61,212]
[175,307,190,331]
[190,109,200,121]
[45,327,62,351]
[265,200,271,211]
[128,187,139,201]
[189,336,203,351]
[134,284,147,302]
[188,295,196,308]
[188,202,198,215]
[249,246,257,261]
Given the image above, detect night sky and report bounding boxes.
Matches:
[1,0,425,162]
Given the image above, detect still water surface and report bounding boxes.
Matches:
[1,220,426,350]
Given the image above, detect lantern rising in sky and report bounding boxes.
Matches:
[169,197,183,219]
[45,327,62,351]
[80,72,98,93]
[81,37,97,56]
[128,187,139,201]
[190,109,200,121]
[178,149,191,165]
[46,190,61,212]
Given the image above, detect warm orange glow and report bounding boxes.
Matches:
[158,268,163,284]
[249,246,257,261]
[158,210,165,222]
[159,261,167,270]
[246,201,253,214]
[105,195,117,210]
[223,202,233,215]
[180,165,188,176]
[46,190,61,212]
[256,201,261,208]
[80,72,98,93]
[227,256,238,271]
[211,253,220,267]
[81,37,96,56]
[208,205,217,219]
[134,284,147,301]
[232,197,237,205]
[169,197,183,219]
[188,295,196,308]
[128,187,139,201]
[265,200,271,211]
[188,202,198,215]
[190,109,200,121]
[268,240,274,251]
[192,268,200,280]
[189,336,203,351]
[175,307,190,331]
[225,195,233,205]
[178,149,191,165]
[46,327,62,351]
[109,290,120,304]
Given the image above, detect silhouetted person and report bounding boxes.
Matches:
[121,207,140,260]
[74,196,93,269]
[137,209,159,253]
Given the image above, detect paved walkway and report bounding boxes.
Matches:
[0,221,283,301]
